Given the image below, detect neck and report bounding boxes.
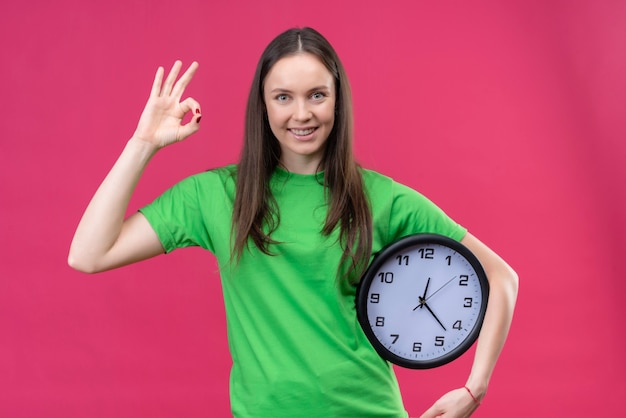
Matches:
[279,157,323,175]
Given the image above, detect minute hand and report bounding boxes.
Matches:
[420,298,447,331]
[424,276,457,302]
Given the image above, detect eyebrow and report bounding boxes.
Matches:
[268,85,332,94]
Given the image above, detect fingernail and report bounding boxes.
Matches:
[196,116,202,123]
[195,109,201,114]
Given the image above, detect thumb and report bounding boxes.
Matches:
[419,405,443,418]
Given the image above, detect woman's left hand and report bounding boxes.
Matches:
[418,387,479,418]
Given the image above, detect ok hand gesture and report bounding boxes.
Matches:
[132,60,201,149]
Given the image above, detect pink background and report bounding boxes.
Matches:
[2,1,625,416]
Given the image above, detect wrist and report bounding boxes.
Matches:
[463,385,482,405]
[127,136,160,158]
[463,380,487,403]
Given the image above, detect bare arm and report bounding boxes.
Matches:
[68,61,202,273]
[461,232,519,399]
[420,232,519,417]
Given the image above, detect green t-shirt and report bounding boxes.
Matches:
[140,166,466,418]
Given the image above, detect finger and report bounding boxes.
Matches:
[171,61,199,99]
[176,115,202,142]
[179,97,201,119]
[161,60,183,96]
[150,66,165,98]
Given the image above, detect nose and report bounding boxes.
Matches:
[293,99,312,121]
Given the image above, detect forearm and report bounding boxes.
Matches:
[465,267,518,400]
[68,138,158,271]
[459,232,519,401]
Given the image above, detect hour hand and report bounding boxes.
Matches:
[421,277,431,300]
[413,277,431,311]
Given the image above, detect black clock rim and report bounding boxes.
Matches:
[356,233,490,369]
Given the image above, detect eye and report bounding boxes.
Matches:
[275,94,289,102]
[311,91,326,101]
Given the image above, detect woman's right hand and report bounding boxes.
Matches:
[132,60,202,149]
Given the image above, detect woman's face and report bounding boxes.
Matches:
[263,53,336,174]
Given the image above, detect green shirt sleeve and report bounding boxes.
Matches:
[138,174,215,254]
[140,171,232,253]
[364,169,467,250]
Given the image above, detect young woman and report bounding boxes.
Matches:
[69,27,518,418]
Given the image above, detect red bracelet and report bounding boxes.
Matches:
[464,386,481,405]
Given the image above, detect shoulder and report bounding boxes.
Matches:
[183,164,237,188]
[153,164,237,203]
[359,167,420,199]
[360,167,393,190]
[359,167,446,216]
[207,164,238,177]
[201,164,237,181]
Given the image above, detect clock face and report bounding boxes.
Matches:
[357,234,489,369]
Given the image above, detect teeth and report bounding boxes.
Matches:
[291,128,315,136]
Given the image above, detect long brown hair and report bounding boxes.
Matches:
[232,27,372,279]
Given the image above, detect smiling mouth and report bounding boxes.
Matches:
[289,128,316,136]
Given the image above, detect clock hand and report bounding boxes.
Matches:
[412,277,431,311]
[420,297,447,331]
[423,277,431,299]
[422,277,431,300]
[424,275,457,303]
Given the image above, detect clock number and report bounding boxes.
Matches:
[463,297,473,308]
[418,248,434,259]
[413,342,422,352]
[395,254,409,265]
[445,255,451,265]
[369,293,380,304]
[375,317,385,327]
[459,275,469,286]
[378,272,394,283]
[435,336,445,347]
[453,320,463,330]
[390,334,399,344]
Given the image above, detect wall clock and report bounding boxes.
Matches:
[357,234,489,369]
